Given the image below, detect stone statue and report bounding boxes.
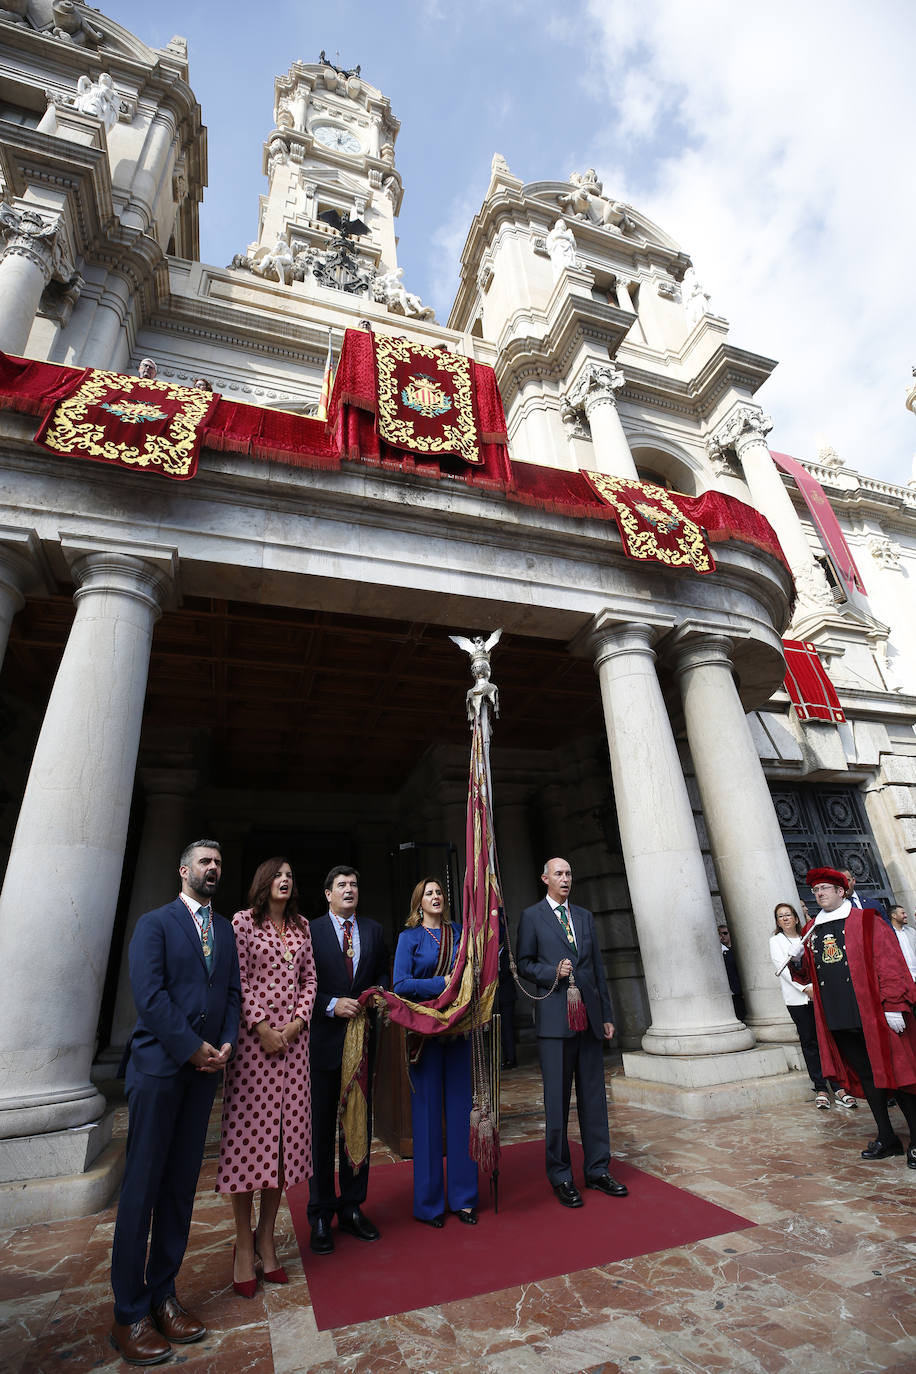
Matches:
[227,251,253,272]
[49,1,104,46]
[449,630,502,725]
[683,267,713,326]
[545,218,577,278]
[252,236,295,286]
[372,267,435,320]
[557,169,634,233]
[75,73,119,132]
[290,246,316,283]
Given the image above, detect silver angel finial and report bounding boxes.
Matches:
[449,629,502,725]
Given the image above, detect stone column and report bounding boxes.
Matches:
[99,768,196,1068]
[0,529,45,672]
[0,546,174,1142]
[672,629,796,1042]
[708,406,833,608]
[589,616,753,1056]
[0,204,67,355]
[565,362,639,479]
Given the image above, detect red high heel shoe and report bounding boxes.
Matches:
[254,1236,288,1285]
[232,1244,258,1299]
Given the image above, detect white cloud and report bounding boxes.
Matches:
[581,0,916,481]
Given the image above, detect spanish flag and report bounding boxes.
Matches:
[316,331,334,422]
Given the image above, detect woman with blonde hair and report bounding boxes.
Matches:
[770,901,856,1111]
[217,858,317,1294]
[392,876,478,1228]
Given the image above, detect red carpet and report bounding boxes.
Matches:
[287,1139,754,1330]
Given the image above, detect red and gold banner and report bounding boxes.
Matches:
[36,369,219,480]
[782,638,846,723]
[771,450,866,596]
[582,472,715,573]
[375,334,481,464]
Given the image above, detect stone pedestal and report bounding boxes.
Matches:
[588,616,754,1057]
[0,547,174,1168]
[673,629,796,1043]
[615,1046,811,1119]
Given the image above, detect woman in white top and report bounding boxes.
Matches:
[770,903,856,1110]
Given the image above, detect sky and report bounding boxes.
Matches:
[116,0,915,484]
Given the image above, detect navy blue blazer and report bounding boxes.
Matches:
[123,897,241,1077]
[516,898,613,1040]
[308,913,389,1072]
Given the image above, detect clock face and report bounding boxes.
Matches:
[312,123,361,156]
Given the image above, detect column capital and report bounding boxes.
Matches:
[0,203,71,286]
[708,404,773,459]
[59,535,178,614]
[565,360,626,419]
[575,610,675,668]
[0,525,53,600]
[669,624,738,677]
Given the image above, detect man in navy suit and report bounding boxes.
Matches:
[109,840,241,1365]
[517,857,628,1208]
[308,865,388,1254]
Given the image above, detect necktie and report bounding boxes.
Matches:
[199,905,214,970]
[342,918,354,980]
[556,903,576,949]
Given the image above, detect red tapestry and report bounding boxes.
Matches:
[328,328,512,485]
[782,638,846,723]
[0,350,84,417]
[36,369,219,480]
[771,450,866,595]
[581,471,716,573]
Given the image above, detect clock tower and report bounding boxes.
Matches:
[246,55,403,295]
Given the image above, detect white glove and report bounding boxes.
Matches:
[885,1011,905,1034]
[788,938,805,958]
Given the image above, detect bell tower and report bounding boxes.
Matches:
[248,55,402,292]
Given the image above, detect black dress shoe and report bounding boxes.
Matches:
[454,1208,478,1225]
[338,1206,380,1241]
[417,1213,445,1228]
[860,1136,904,1160]
[310,1217,334,1254]
[907,1145,916,1170]
[552,1180,583,1208]
[586,1172,629,1197]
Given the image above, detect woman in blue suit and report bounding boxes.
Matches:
[393,877,478,1228]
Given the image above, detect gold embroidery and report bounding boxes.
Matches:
[375,336,481,464]
[40,370,212,477]
[820,932,844,964]
[583,472,714,572]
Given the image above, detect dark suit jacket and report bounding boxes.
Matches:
[516,898,613,1040]
[123,897,242,1076]
[308,913,389,1071]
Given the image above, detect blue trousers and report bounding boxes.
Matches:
[111,1063,216,1324]
[409,1036,478,1220]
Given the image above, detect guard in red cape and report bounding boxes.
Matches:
[790,867,916,1165]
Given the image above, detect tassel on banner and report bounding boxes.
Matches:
[566,973,589,1031]
[469,1102,500,1173]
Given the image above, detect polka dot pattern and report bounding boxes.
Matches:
[216,909,317,1193]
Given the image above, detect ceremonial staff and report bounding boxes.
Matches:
[773,922,817,977]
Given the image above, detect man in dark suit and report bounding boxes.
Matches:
[308,865,388,1254]
[517,857,628,1208]
[110,839,241,1365]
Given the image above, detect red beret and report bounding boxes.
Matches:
[807,867,848,890]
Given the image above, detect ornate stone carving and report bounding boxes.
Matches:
[867,534,903,570]
[655,276,680,301]
[545,218,577,279]
[792,559,835,610]
[704,436,738,480]
[557,168,634,234]
[251,236,295,285]
[266,137,290,177]
[816,441,843,471]
[559,392,589,441]
[477,262,493,292]
[565,361,625,416]
[683,267,713,325]
[709,405,773,458]
[372,266,435,320]
[75,72,119,131]
[0,0,29,26]
[0,203,69,284]
[49,1,104,46]
[37,269,83,326]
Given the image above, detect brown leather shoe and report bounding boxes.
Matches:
[150,1296,206,1344]
[109,1315,171,1365]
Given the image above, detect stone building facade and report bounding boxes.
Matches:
[0,8,914,1222]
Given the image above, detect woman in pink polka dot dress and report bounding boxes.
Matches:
[217,857,317,1295]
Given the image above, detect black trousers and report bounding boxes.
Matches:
[307,1061,372,1223]
[831,1028,916,1144]
[788,1002,830,1091]
[537,1032,610,1185]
